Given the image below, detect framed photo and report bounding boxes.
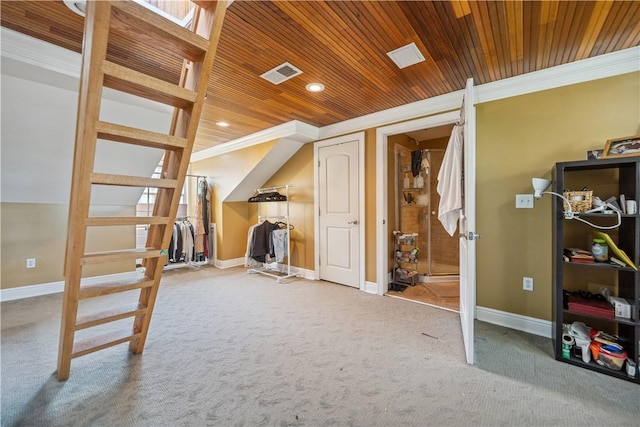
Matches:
[602,135,640,159]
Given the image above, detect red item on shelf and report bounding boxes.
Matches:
[567,295,615,319]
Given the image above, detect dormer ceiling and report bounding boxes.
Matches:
[2,1,639,153]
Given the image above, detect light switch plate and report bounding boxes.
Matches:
[516,194,534,208]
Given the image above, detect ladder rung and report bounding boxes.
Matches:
[96,121,188,150]
[102,61,197,109]
[80,277,155,299]
[110,1,210,63]
[75,303,148,330]
[85,216,170,226]
[72,330,141,359]
[91,173,177,188]
[82,248,163,265]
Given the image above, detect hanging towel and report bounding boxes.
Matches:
[437,125,463,236]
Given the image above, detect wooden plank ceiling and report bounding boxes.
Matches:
[2,1,639,152]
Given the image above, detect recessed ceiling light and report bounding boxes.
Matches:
[216,121,230,127]
[306,83,325,92]
[387,42,425,69]
[63,0,87,17]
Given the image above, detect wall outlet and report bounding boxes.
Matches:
[523,276,534,291]
[26,258,36,269]
[515,194,534,208]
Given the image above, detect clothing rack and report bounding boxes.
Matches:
[164,174,211,270]
[247,184,299,282]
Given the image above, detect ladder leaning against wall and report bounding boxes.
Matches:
[57,0,227,381]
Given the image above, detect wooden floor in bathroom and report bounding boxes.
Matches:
[387,280,460,312]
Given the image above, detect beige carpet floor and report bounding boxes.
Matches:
[2,266,638,426]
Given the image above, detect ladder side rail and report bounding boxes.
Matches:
[132,1,227,353]
[58,0,113,381]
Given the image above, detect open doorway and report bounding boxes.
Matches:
[386,126,460,311]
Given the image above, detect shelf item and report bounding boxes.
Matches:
[247,185,299,283]
[553,157,640,384]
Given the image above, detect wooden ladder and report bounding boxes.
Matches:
[57,0,226,381]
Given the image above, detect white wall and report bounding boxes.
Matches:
[1,29,173,206]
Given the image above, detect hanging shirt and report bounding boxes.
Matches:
[437,124,463,237]
[249,221,279,263]
[271,228,289,263]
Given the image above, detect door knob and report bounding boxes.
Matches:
[348,219,358,224]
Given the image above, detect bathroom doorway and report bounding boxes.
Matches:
[386,128,460,311]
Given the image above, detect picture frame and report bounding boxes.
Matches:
[586,149,603,160]
[602,135,640,159]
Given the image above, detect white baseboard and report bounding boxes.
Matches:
[476,306,552,338]
[1,271,139,302]
[214,257,245,269]
[294,267,315,280]
[364,281,378,294]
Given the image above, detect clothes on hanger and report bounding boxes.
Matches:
[195,178,208,260]
[168,220,197,263]
[245,220,292,265]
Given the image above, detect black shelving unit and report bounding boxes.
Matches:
[552,156,639,383]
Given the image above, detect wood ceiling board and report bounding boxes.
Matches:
[2,1,639,153]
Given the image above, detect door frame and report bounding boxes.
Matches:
[314,132,366,291]
[375,110,461,295]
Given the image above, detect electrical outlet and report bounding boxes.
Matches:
[523,276,534,291]
[515,194,534,208]
[26,258,36,269]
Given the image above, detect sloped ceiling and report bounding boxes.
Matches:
[0,38,172,205]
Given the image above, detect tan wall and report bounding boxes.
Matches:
[220,202,249,260]
[262,143,315,269]
[190,140,277,261]
[1,203,136,289]
[476,72,639,321]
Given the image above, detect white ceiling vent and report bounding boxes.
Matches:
[387,42,426,69]
[260,62,303,85]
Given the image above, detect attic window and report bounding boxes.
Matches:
[260,62,303,85]
[63,0,195,27]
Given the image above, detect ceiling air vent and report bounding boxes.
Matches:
[260,62,303,85]
[387,42,425,69]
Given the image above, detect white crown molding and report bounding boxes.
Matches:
[191,120,320,161]
[476,46,640,104]
[1,27,81,77]
[319,89,464,141]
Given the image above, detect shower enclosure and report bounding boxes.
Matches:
[396,147,459,277]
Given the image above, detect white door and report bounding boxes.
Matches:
[318,139,360,287]
[459,78,477,365]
